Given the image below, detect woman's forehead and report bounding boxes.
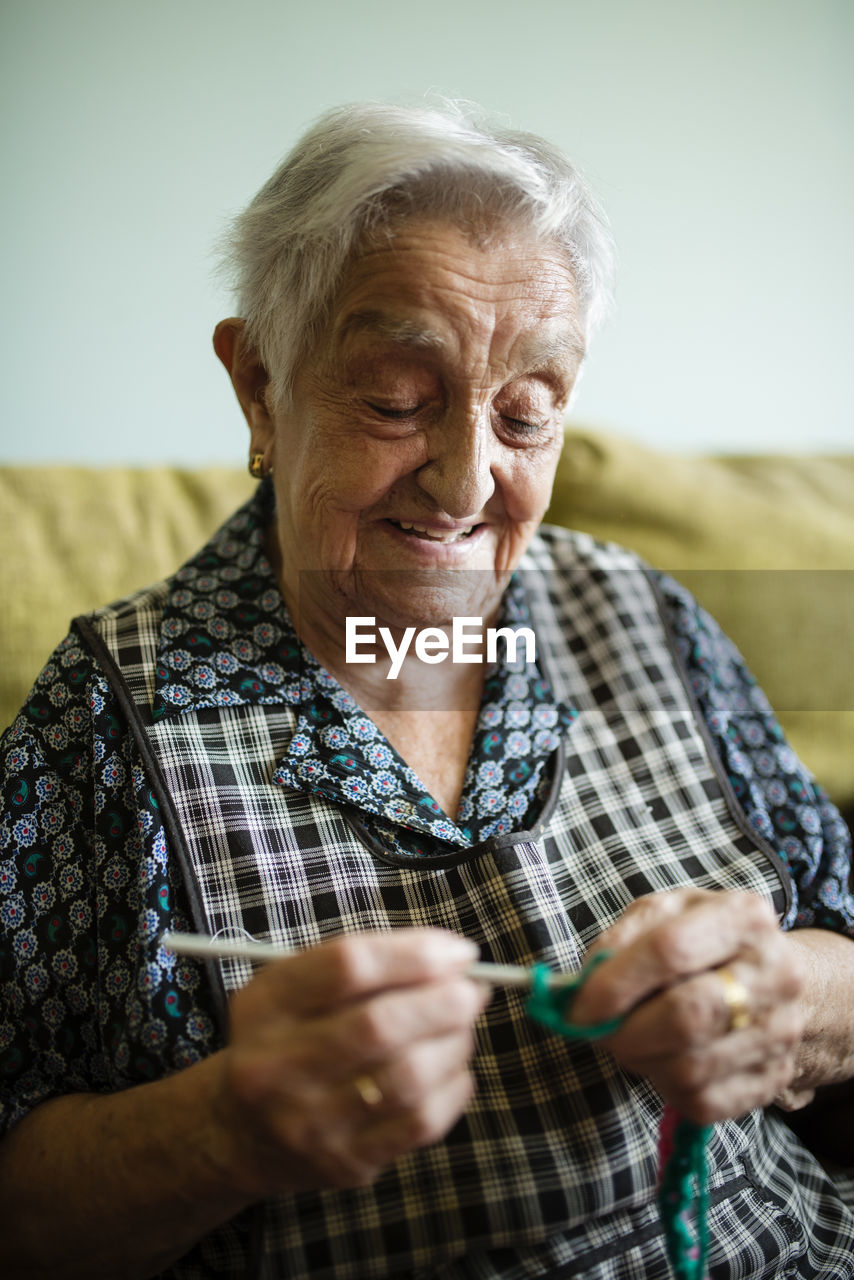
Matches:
[338,218,577,303]
[324,221,584,376]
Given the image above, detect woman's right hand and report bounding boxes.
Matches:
[212,929,489,1196]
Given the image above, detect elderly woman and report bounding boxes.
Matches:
[0,102,852,1280]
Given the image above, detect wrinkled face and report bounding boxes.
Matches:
[264,219,584,633]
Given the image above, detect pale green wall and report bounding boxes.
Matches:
[1,0,851,462]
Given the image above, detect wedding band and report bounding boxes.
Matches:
[716,966,752,1032]
[353,1074,384,1107]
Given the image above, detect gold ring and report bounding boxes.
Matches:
[716,966,752,1032]
[353,1074,384,1107]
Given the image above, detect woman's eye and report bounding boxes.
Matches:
[366,402,420,420]
[504,416,545,436]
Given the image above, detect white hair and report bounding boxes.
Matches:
[220,100,615,407]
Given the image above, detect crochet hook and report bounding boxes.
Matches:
[159,931,582,990]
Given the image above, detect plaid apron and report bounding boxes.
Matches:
[79,527,853,1279]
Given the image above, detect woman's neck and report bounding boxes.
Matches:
[267,526,488,817]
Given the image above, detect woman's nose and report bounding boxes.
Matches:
[416,412,496,518]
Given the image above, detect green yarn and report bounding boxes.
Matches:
[526,953,623,1038]
[657,1114,711,1280]
[525,953,711,1280]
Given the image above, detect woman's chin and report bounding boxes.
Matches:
[344,572,508,634]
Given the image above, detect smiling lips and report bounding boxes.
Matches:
[389,519,477,543]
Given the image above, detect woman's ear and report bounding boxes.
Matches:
[213,318,274,456]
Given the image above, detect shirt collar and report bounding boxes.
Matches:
[272,575,576,846]
[151,486,576,840]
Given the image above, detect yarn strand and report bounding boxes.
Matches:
[526,956,711,1280]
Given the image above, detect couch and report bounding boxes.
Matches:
[2,427,852,819]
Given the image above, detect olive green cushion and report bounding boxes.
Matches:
[0,465,254,724]
[1,429,852,806]
[546,431,854,807]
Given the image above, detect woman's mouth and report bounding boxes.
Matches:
[388,519,477,543]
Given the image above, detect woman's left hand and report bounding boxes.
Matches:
[568,888,808,1125]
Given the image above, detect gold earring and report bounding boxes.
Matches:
[248,453,265,479]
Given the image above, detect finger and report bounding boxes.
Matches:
[661,1051,800,1126]
[353,1065,477,1168]
[236,974,489,1093]
[615,1002,805,1085]
[330,974,488,1074]
[274,1030,478,1184]
[775,1085,816,1111]
[571,892,779,1025]
[585,888,712,957]
[236,928,480,1019]
[350,1028,478,1118]
[609,956,804,1058]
